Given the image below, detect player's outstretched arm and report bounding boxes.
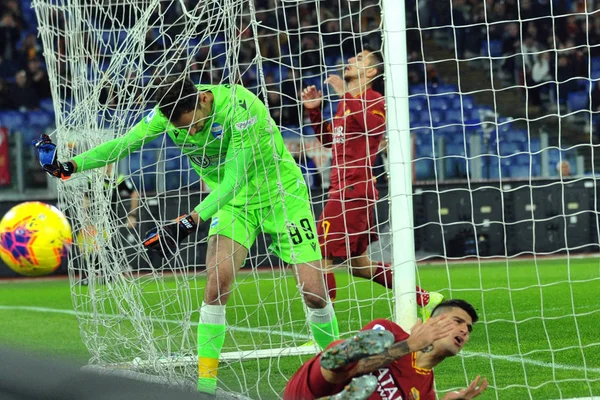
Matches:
[441,376,488,400]
[34,111,166,179]
[353,315,454,376]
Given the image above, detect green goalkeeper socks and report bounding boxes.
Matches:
[308,303,339,350]
[197,303,227,394]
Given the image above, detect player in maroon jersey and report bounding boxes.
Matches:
[302,47,442,318]
[284,299,488,400]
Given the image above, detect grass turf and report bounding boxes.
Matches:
[0,257,599,399]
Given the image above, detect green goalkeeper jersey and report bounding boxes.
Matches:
[72,84,305,221]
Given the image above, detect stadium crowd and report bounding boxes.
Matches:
[0,0,595,187]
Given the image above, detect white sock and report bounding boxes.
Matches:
[307,301,334,324]
[199,302,226,325]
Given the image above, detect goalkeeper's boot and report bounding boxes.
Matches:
[320,329,394,370]
[317,375,378,400]
[421,291,444,322]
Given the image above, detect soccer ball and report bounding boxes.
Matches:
[0,201,72,276]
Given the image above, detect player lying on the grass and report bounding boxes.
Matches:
[284,299,488,400]
[34,77,339,394]
[302,45,442,318]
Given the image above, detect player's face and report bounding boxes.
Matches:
[174,93,212,136]
[433,307,473,357]
[343,51,376,83]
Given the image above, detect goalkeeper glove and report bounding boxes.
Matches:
[33,134,75,180]
[143,214,198,257]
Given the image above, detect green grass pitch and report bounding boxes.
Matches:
[0,257,599,399]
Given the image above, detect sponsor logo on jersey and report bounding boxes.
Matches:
[376,368,402,400]
[211,217,219,228]
[410,387,420,400]
[332,125,344,144]
[211,123,223,139]
[146,109,156,123]
[189,153,227,169]
[235,115,257,130]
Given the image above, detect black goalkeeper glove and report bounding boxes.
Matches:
[33,134,75,180]
[143,214,198,257]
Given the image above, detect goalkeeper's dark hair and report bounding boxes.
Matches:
[363,44,384,94]
[431,299,479,324]
[154,76,199,122]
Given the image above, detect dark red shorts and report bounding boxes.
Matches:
[316,197,378,259]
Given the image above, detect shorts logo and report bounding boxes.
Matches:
[372,324,385,331]
[210,217,219,228]
[146,109,156,123]
[211,123,223,139]
[235,116,257,130]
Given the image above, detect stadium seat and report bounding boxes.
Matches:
[499,141,522,156]
[428,97,449,110]
[415,142,433,158]
[165,171,186,191]
[414,158,434,180]
[429,110,444,127]
[444,156,467,178]
[481,40,503,58]
[445,109,463,123]
[504,129,528,143]
[436,84,459,95]
[0,111,26,131]
[27,110,54,128]
[451,95,475,110]
[508,165,531,178]
[567,91,589,112]
[39,98,54,113]
[409,97,425,112]
[409,84,427,95]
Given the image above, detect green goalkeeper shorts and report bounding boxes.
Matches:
[207,182,321,265]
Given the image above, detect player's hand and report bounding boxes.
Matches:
[301,85,323,109]
[441,376,488,400]
[33,134,74,180]
[324,74,346,96]
[143,214,198,257]
[406,315,454,352]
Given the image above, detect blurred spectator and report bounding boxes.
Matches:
[591,80,600,112]
[0,12,20,61]
[0,78,8,108]
[7,70,39,110]
[0,55,17,78]
[557,160,571,177]
[26,57,51,98]
[17,32,41,66]
[530,52,551,109]
[556,55,578,103]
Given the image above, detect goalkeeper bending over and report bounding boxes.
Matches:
[35,77,339,395]
[284,299,487,400]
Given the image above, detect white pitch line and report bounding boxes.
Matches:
[0,305,310,340]
[461,350,600,374]
[3,305,600,375]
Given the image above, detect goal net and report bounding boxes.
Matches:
[32,0,396,398]
[31,0,600,398]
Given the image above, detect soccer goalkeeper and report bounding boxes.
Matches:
[35,77,339,395]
